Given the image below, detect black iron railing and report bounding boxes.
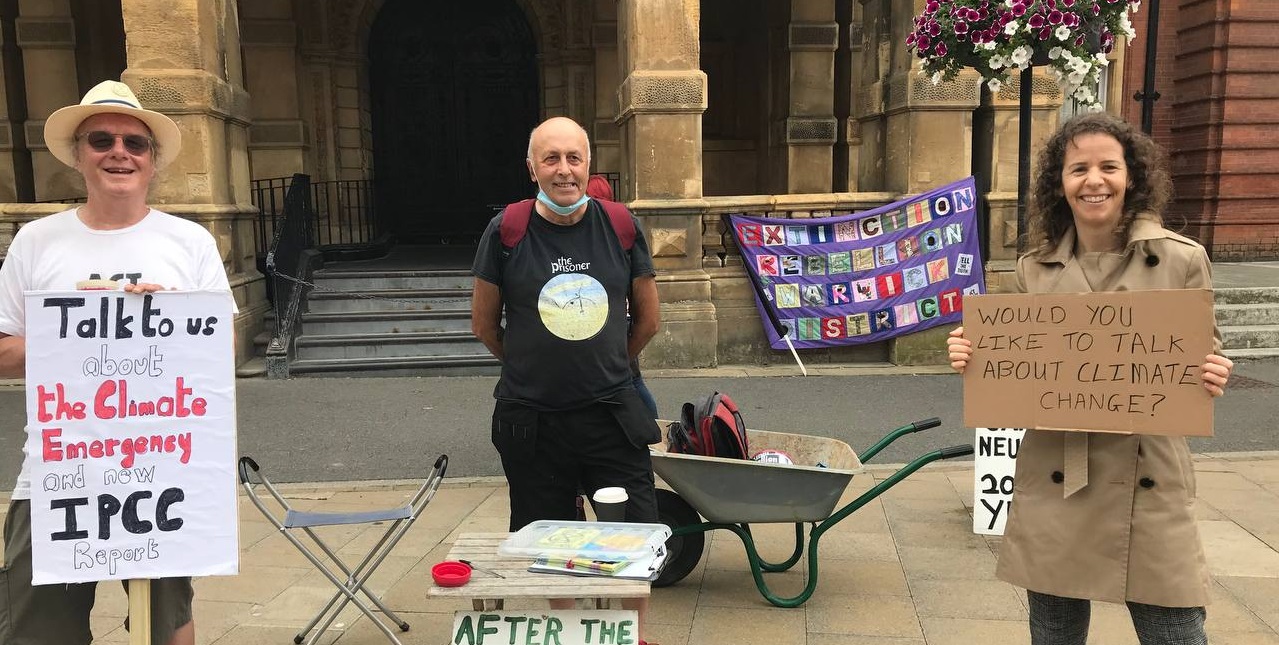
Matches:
[252,176,293,258]
[311,179,378,246]
[252,176,378,259]
[262,174,313,377]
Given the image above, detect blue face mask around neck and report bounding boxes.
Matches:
[536,189,590,217]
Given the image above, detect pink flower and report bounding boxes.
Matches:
[1092,3,1102,14]
[936,42,949,56]
[954,21,970,35]
[1048,10,1064,25]
[929,20,942,36]
[1029,13,1046,28]
[967,7,982,21]
[1065,12,1081,27]
[907,33,917,47]
[1061,0,1076,6]
[918,35,932,50]
[1038,26,1052,40]
[926,1,940,13]
[1011,2,1027,17]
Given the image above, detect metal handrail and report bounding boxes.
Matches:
[263,174,313,376]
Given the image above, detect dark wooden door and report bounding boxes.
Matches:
[370,0,539,243]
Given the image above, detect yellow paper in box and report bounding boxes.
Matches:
[535,527,601,550]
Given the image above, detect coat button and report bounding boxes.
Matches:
[1139,477,1156,488]
[1051,471,1064,484]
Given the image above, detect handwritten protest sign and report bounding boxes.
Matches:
[962,289,1215,436]
[24,291,237,584]
[972,427,1025,535]
[452,610,638,645]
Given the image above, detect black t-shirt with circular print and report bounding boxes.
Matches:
[472,200,655,411]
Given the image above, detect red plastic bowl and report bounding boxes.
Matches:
[432,560,472,587]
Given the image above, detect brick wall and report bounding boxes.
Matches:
[1126,0,1279,261]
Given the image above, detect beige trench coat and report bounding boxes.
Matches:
[995,217,1219,607]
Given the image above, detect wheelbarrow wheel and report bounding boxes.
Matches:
[653,488,704,588]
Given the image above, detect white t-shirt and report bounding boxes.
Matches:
[0,208,235,499]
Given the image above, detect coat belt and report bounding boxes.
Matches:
[1064,433,1089,497]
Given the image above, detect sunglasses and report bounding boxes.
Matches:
[77,131,154,155]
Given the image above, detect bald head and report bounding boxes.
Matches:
[527,117,590,164]
[526,117,591,210]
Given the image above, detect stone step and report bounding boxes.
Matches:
[294,331,489,360]
[1220,325,1279,351]
[1222,347,1279,360]
[299,310,474,335]
[1215,303,1279,327]
[306,288,473,313]
[287,353,501,377]
[311,269,473,291]
[1214,286,1279,305]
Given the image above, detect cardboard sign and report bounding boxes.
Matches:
[972,427,1025,535]
[24,291,238,584]
[451,610,639,645]
[962,289,1215,436]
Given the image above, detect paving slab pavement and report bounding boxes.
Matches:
[5,453,1278,645]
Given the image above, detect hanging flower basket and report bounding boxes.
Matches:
[907,0,1140,109]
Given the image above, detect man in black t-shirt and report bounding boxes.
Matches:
[471,116,661,643]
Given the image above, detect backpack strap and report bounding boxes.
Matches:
[498,198,537,248]
[596,199,636,250]
[499,198,635,250]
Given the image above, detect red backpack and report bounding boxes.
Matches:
[667,392,750,460]
[498,198,635,250]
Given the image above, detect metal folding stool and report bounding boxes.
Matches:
[238,454,448,645]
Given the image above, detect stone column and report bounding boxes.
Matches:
[785,1,839,193]
[119,0,266,366]
[881,0,982,364]
[591,0,621,175]
[0,3,31,203]
[616,0,716,367]
[16,0,80,200]
[982,73,1062,267]
[239,2,307,179]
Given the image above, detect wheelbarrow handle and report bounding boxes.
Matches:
[938,444,975,459]
[858,417,943,463]
[909,417,942,432]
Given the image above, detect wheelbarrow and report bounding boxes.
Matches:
[649,417,972,608]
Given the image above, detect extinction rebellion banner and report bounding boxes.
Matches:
[729,176,986,349]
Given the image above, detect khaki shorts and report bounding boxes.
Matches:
[0,499,193,645]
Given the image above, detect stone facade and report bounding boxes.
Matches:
[0,0,1271,370]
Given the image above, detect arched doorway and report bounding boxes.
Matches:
[369,0,539,243]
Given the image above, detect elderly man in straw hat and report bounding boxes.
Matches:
[0,80,233,645]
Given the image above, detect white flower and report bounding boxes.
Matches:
[1055,25,1071,41]
[1119,12,1136,38]
[988,78,1003,93]
[931,71,943,85]
[1010,45,1032,68]
[1047,67,1064,82]
[989,54,1007,70]
[981,41,997,51]
[1005,21,1018,35]
[1067,70,1087,85]
[1095,54,1110,66]
[1049,46,1064,60]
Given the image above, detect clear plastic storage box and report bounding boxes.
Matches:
[499,520,671,560]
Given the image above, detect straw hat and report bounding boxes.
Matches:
[43,80,181,169]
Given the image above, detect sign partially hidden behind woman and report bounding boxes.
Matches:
[961,290,1216,436]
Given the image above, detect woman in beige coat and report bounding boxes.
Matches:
[947,113,1234,645]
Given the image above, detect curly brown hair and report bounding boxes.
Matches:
[1025,112,1172,257]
